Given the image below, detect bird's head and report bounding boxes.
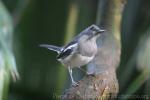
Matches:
[86,24,106,40]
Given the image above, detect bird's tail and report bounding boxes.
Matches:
[39,44,62,54]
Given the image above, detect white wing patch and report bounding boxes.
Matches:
[64,43,78,52]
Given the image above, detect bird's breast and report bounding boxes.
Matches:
[59,54,94,68]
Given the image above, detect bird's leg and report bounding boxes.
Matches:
[78,67,95,76]
[68,67,78,86]
[78,66,87,74]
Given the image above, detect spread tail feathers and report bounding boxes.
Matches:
[39,44,62,53]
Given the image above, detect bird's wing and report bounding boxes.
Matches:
[56,42,78,59]
[56,48,73,59]
[39,44,62,54]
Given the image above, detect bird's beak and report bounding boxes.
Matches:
[95,29,106,36]
[97,29,106,34]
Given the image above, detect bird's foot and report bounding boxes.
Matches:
[71,81,79,87]
[86,72,96,77]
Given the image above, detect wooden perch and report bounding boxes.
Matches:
[62,72,118,100]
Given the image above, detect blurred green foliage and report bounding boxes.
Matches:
[0,1,19,100]
[0,0,150,100]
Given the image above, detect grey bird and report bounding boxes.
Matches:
[39,24,105,86]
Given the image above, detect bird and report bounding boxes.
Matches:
[39,24,105,86]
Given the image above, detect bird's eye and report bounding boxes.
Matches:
[90,26,95,30]
[90,26,99,33]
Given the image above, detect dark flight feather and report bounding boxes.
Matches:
[56,48,73,59]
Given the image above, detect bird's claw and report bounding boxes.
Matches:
[86,72,96,77]
[72,81,79,87]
